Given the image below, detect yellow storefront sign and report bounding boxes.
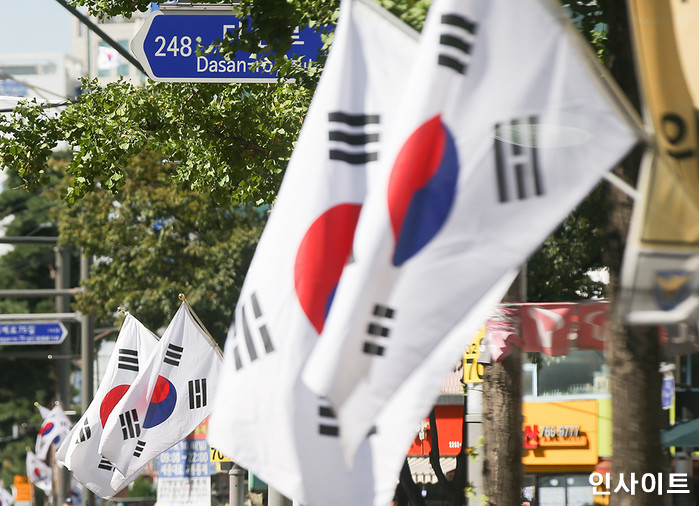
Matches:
[462,328,485,383]
[522,400,598,467]
[210,447,232,463]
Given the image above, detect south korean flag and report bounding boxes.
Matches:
[99,301,222,492]
[56,313,159,499]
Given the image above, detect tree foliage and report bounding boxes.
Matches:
[0,0,431,207]
[527,186,608,302]
[54,150,265,342]
[1,80,311,206]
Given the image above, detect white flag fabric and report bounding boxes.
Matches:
[304,0,641,460]
[0,487,13,506]
[35,404,72,460]
[26,450,52,492]
[208,0,421,504]
[99,302,221,490]
[56,313,159,498]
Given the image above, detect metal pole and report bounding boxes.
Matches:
[229,464,245,506]
[55,246,72,505]
[53,0,146,75]
[79,252,95,506]
[268,488,292,506]
[465,384,483,504]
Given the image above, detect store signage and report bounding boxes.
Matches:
[463,328,485,383]
[522,400,598,466]
[523,424,588,449]
[408,405,464,456]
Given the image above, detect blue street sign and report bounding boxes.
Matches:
[131,10,327,82]
[0,322,67,345]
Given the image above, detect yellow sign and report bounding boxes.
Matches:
[13,475,32,502]
[522,400,598,467]
[463,328,485,383]
[210,446,232,462]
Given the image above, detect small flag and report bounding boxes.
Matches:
[0,486,14,506]
[99,302,221,491]
[56,313,159,499]
[26,450,53,492]
[35,403,72,460]
[97,46,122,70]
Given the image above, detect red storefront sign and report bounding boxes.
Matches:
[407,405,464,456]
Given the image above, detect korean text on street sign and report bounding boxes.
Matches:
[0,322,67,345]
[131,10,327,83]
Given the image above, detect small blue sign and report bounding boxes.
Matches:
[131,11,328,82]
[158,439,215,478]
[0,80,28,97]
[0,322,67,345]
[661,375,675,410]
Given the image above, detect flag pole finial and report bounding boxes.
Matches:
[179,293,186,302]
[118,306,126,315]
[34,401,39,407]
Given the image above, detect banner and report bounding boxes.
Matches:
[621,0,699,324]
[157,422,212,506]
[520,303,576,357]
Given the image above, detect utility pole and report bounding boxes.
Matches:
[0,238,88,505]
[55,246,72,506]
[80,252,95,506]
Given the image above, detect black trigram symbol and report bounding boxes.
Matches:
[164,343,183,366]
[328,111,380,165]
[117,348,139,372]
[119,409,141,440]
[318,399,339,437]
[78,418,91,442]
[97,458,114,472]
[188,378,208,409]
[438,14,478,74]
[133,439,147,458]
[233,292,275,370]
[494,117,543,203]
[362,304,395,357]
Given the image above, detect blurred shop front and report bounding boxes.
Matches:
[521,399,608,506]
[406,404,463,504]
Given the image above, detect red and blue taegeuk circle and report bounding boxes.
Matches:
[388,115,459,266]
[143,375,177,428]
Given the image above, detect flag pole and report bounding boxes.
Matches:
[178,293,224,358]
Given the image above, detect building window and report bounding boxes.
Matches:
[532,474,594,506]
[524,349,608,398]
